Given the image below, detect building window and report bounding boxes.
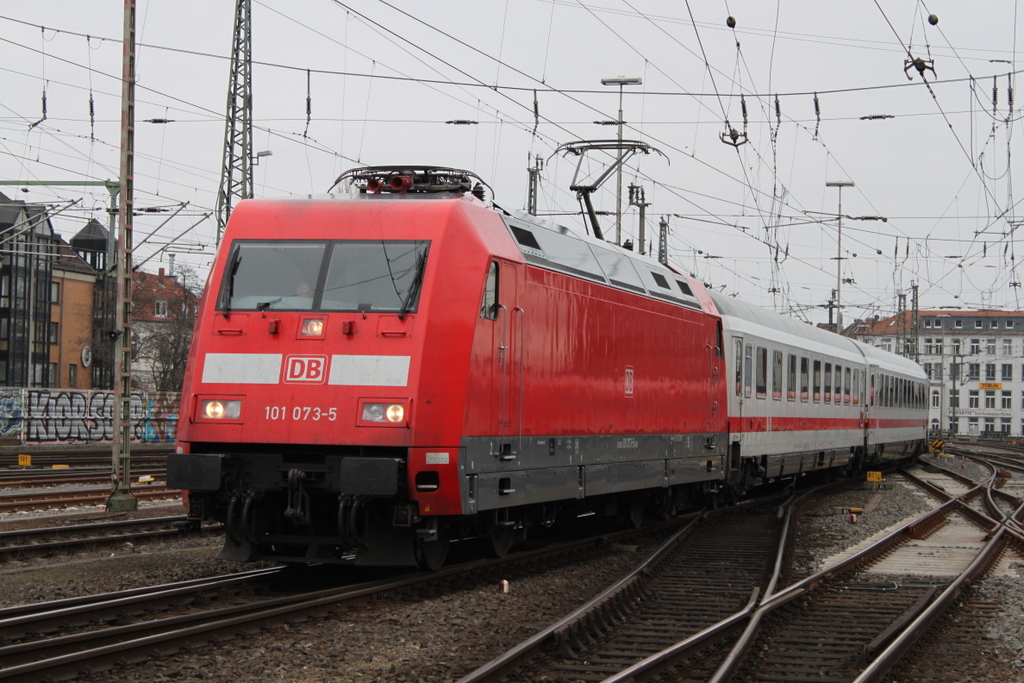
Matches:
[954,319,963,329]
[952,339,961,354]
[986,339,996,355]
[950,390,959,408]
[924,363,932,379]
[882,339,892,352]
[1004,339,1014,356]
[985,363,996,381]
[985,417,995,432]
[50,281,60,304]
[154,300,169,318]
[1002,391,1012,409]
[970,339,980,354]
[968,363,980,380]
[69,364,77,387]
[969,390,980,408]
[0,318,7,340]
[1007,320,1015,329]
[924,338,933,354]
[48,322,58,344]
[934,338,943,355]
[931,391,940,408]
[924,319,932,329]
[975,320,983,329]
[1003,364,1013,381]
[985,390,996,409]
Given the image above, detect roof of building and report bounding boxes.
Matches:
[133,268,195,322]
[848,309,1024,336]
[53,234,99,277]
[70,218,109,252]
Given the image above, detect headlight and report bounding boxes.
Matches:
[301,318,324,336]
[361,402,406,424]
[200,399,241,420]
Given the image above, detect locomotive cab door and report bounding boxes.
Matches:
[484,259,522,458]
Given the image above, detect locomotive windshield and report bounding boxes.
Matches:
[219,239,430,314]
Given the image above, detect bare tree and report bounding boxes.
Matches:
[131,266,202,393]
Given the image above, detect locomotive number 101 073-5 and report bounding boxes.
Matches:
[264,406,339,421]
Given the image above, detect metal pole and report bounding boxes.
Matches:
[826,181,853,332]
[615,85,623,244]
[602,77,641,246]
[108,0,138,512]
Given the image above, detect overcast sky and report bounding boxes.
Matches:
[1,1,1022,326]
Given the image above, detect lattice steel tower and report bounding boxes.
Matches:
[216,0,253,243]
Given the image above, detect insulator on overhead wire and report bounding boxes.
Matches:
[993,76,998,115]
[813,93,821,139]
[727,16,736,28]
[741,95,748,129]
[533,90,539,136]
[775,95,781,126]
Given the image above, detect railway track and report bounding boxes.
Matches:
[456,460,1024,683]
[0,447,170,470]
[0,515,218,562]
[0,468,167,490]
[0,513,691,683]
[0,485,180,513]
[711,460,1024,683]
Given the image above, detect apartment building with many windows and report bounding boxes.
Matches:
[848,310,1024,436]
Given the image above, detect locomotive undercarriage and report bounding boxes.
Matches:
[172,437,926,570]
[172,449,452,569]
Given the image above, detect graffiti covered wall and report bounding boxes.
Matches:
[0,388,179,445]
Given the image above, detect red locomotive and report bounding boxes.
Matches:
[169,166,927,569]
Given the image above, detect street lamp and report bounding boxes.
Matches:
[602,76,642,245]
[826,180,854,331]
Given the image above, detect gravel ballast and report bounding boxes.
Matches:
[2,465,1022,682]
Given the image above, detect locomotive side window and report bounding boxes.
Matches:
[480,261,499,320]
[734,338,743,395]
[845,367,851,404]
[823,363,832,403]
[853,369,860,405]
[756,347,767,398]
[744,344,753,398]
[813,360,821,402]
[870,373,875,406]
[787,354,797,401]
[800,357,809,402]
[772,350,783,400]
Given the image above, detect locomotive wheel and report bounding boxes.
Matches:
[414,530,450,571]
[629,497,646,529]
[487,524,515,558]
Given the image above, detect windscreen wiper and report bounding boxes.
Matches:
[398,250,427,320]
[222,251,242,318]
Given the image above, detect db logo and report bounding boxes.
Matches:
[283,355,329,383]
[624,365,634,397]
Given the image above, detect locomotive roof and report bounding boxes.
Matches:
[501,209,705,312]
